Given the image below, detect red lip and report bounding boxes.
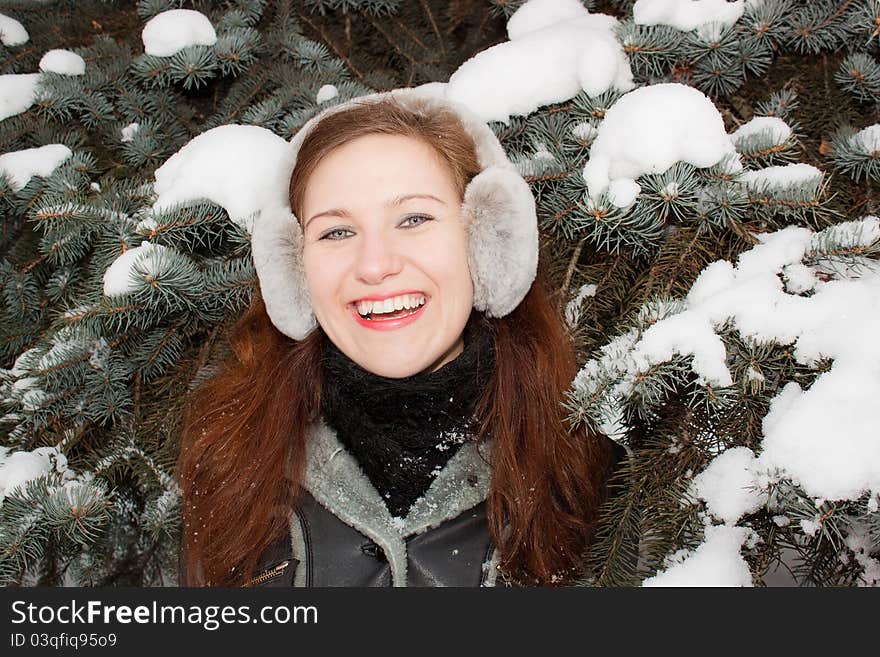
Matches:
[350,298,428,331]
[350,289,427,304]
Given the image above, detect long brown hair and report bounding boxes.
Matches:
[176,98,616,586]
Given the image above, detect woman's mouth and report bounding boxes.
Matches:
[350,296,429,331]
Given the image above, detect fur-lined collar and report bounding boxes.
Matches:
[299,418,493,587]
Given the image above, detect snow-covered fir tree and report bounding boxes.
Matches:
[0,0,877,586]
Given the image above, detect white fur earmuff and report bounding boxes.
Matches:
[251,87,538,341]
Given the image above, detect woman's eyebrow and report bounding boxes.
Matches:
[305,193,445,229]
[387,193,446,207]
[305,207,350,229]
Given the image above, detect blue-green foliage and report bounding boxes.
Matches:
[0,0,370,586]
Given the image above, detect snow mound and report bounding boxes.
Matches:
[0,73,41,121]
[633,0,745,31]
[582,83,737,201]
[39,49,86,75]
[0,13,28,46]
[102,241,170,297]
[151,124,290,232]
[446,0,633,123]
[0,144,72,191]
[142,9,217,57]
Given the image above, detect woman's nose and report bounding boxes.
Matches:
[354,230,404,285]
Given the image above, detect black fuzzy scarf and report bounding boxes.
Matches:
[319,315,495,518]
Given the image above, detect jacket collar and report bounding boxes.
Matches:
[299,418,493,586]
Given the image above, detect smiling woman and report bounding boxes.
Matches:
[300,132,474,378]
[175,89,626,588]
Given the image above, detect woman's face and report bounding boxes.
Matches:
[300,133,474,378]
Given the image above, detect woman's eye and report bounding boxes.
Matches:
[319,228,354,241]
[318,216,431,240]
[401,214,432,228]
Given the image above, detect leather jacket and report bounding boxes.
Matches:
[181,418,628,587]
[248,419,503,587]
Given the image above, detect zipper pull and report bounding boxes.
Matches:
[244,560,291,587]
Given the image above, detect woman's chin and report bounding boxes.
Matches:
[356,357,427,379]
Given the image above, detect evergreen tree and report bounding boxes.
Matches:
[0,0,876,586]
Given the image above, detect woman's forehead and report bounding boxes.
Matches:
[302,134,460,214]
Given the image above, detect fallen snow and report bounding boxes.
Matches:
[0,144,72,191]
[316,84,338,104]
[0,73,41,121]
[141,9,217,57]
[582,83,738,201]
[642,525,754,586]
[446,0,633,123]
[151,124,290,232]
[738,163,823,191]
[730,116,791,148]
[633,0,745,31]
[103,241,171,297]
[120,122,140,142]
[39,49,86,75]
[0,13,28,46]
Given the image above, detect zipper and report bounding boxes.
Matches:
[244,560,290,587]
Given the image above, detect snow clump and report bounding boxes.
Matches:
[0,13,28,46]
[39,49,86,75]
[0,445,71,504]
[142,9,217,57]
[642,525,755,586]
[120,122,140,143]
[316,84,338,104]
[738,163,823,192]
[102,241,170,297]
[0,73,41,121]
[853,124,880,155]
[730,116,791,149]
[0,144,72,191]
[633,0,745,31]
[151,124,290,232]
[446,0,634,123]
[582,83,739,204]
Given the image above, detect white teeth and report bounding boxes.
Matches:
[355,294,426,317]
